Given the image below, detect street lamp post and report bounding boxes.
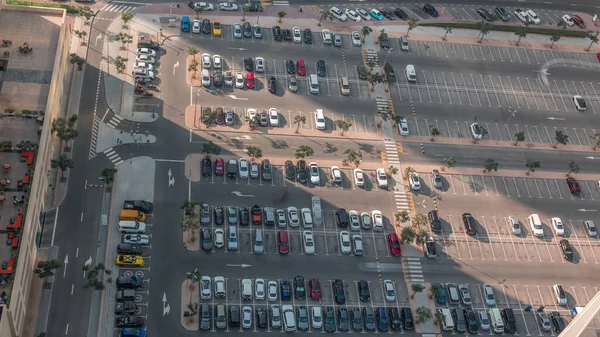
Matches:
[506,109,517,124]
[383,48,393,67]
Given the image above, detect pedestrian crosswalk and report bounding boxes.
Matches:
[363,48,378,62]
[99,3,136,13]
[106,114,123,128]
[403,257,424,283]
[376,98,390,112]
[104,148,124,166]
[262,0,289,5]
[89,116,101,159]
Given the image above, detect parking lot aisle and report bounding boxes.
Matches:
[447,215,465,259]
[479,216,497,261]
[514,285,533,336]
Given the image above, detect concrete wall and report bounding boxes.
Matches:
[0,4,68,337]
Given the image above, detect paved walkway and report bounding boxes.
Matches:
[181,280,199,331]
[183,205,200,251]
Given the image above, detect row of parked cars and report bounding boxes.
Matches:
[327,5,435,22]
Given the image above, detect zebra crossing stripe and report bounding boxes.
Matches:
[99,4,134,12]
[104,149,124,166]
[273,1,289,4]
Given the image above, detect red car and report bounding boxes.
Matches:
[277,231,289,254]
[596,52,600,62]
[282,29,292,41]
[308,278,321,300]
[572,14,585,28]
[214,158,224,176]
[296,60,306,76]
[566,177,581,194]
[246,72,255,89]
[387,233,401,256]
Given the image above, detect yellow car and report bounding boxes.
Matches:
[115,255,144,267]
[212,21,222,37]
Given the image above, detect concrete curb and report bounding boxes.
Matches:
[180,280,200,331]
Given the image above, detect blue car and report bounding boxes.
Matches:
[376,307,389,331]
[181,16,190,32]
[280,280,291,301]
[121,328,147,337]
[369,9,384,21]
[434,283,448,304]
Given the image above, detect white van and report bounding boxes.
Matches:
[528,213,544,237]
[118,221,146,233]
[242,279,253,300]
[489,308,504,333]
[329,6,348,21]
[201,69,211,87]
[438,308,454,331]
[405,65,416,82]
[321,29,332,44]
[309,74,320,94]
[311,196,323,226]
[282,305,297,331]
[314,109,326,129]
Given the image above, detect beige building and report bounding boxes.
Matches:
[0,1,70,336]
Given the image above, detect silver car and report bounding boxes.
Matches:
[250,162,259,179]
[121,234,149,245]
[271,304,281,328]
[297,306,309,331]
[201,204,211,225]
[225,109,235,126]
[431,169,443,189]
[233,24,242,39]
[333,34,342,46]
[288,76,298,93]
[253,25,262,38]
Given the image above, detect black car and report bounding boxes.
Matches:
[115,316,145,328]
[464,309,478,334]
[117,243,142,255]
[495,6,510,21]
[201,228,212,252]
[358,280,370,302]
[282,29,292,41]
[229,305,240,326]
[338,308,350,331]
[351,308,363,331]
[401,307,414,330]
[242,22,252,38]
[461,213,477,235]
[256,307,267,328]
[452,309,466,333]
[268,76,277,94]
[388,308,401,331]
[381,9,395,20]
[357,65,367,80]
[294,276,306,299]
[303,28,312,43]
[317,60,326,76]
[239,207,250,226]
[201,157,212,176]
[284,161,295,180]
[428,210,442,232]
[384,63,396,82]
[394,7,408,19]
[116,276,144,289]
[123,200,153,213]
[477,8,494,21]
[243,57,253,71]
[243,2,263,11]
[272,25,282,41]
[380,35,390,49]
[115,301,138,315]
[297,160,308,184]
[550,312,566,332]
[286,60,295,74]
[214,206,224,225]
[324,307,336,332]
[423,3,438,17]
[213,70,223,87]
[202,18,211,34]
[215,107,224,124]
[560,239,574,261]
[333,279,345,304]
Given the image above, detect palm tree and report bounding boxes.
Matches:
[514,26,527,46]
[188,47,199,61]
[318,12,330,26]
[246,146,263,160]
[361,26,372,42]
[442,26,452,41]
[242,7,249,21]
[295,145,314,159]
[51,154,74,178]
[550,35,561,49]
[406,18,419,37]
[586,31,599,51]
[277,11,287,23]
[194,6,203,19]
[293,115,306,133]
[478,21,490,43]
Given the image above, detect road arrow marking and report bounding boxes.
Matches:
[162,292,170,316]
[227,47,247,51]
[83,256,92,279]
[95,34,103,47]
[168,168,175,186]
[226,264,252,268]
[227,94,249,100]
[232,135,252,140]
[231,191,255,197]
[577,208,598,212]
[586,156,599,160]
[546,117,565,120]
[63,255,69,278]
[173,61,179,75]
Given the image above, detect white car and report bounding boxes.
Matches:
[301,208,313,228]
[339,231,352,254]
[361,212,372,230]
[562,14,574,26]
[356,8,370,20]
[372,210,383,231]
[553,284,567,305]
[479,311,490,330]
[312,306,323,329]
[192,19,201,33]
[255,57,264,72]
[314,109,326,129]
[349,210,361,231]
[194,2,214,10]
[250,162,259,179]
[242,279,253,299]
[508,216,522,236]
[309,162,320,185]
[135,54,155,64]
[330,166,342,184]
[235,72,245,89]
[573,95,586,111]
[255,278,266,300]
[214,276,225,297]
[482,284,496,306]
[276,209,287,227]
[352,235,364,256]
[514,9,530,23]
[134,62,153,71]
[470,122,483,139]
[201,53,211,69]
[200,276,212,300]
[233,24,242,39]
[242,306,252,329]
[271,304,282,328]
[376,168,388,188]
[345,9,361,22]
[409,172,421,191]
[246,108,257,120]
[303,231,315,255]
[269,108,279,127]
[292,26,302,43]
[214,228,224,248]
[526,9,541,24]
[287,207,300,227]
[353,169,365,187]
[219,2,238,11]
[529,215,544,237]
[213,54,222,69]
[383,280,396,302]
[458,284,472,305]
[551,217,565,236]
[122,234,150,245]
[136,48,156,57]
[399,119,409,136]
[238,158,249,179]
[351,31,361,47]
[268,281,278,301]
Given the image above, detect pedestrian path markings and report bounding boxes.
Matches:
[99,3,136,12]
[402,257,424,283]
[89,116,101,159]
[104,148,124,166]
[107,114,123,128]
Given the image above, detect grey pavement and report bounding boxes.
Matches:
[95,121,157,154]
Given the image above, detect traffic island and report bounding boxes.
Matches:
[408,283,440,334]
[182,204,200,251]
[180,279,199,331]
[187,55,201,87]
